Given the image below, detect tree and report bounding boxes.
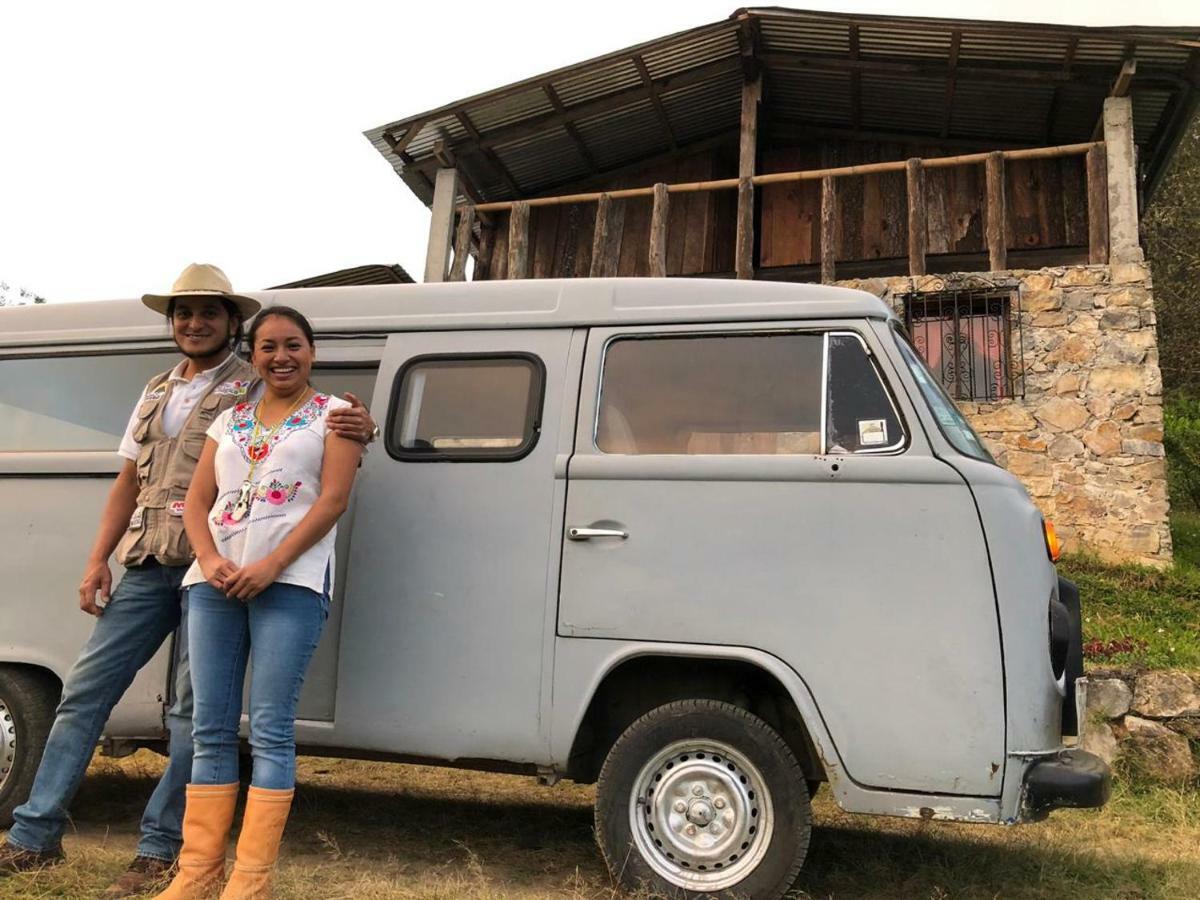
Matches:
[0,280,47,306]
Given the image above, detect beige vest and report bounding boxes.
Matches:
[116,356,258,567]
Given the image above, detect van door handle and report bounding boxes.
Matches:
[567,526,628,541]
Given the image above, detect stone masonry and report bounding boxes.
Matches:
[840,262,1170,566]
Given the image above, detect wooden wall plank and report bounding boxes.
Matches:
[1062,156,1089,247]
[1087,143,1110,264]
[906,158,926,276]
[448,205,474,282]
[736,176,754,279]
[491,211,510,280]
[820,175,837,283]
[649,183,670,277]
[985,151,1008,270]
[507,200,531,279]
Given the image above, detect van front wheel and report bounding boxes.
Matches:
[595,699,812,899]
[0,667,59,827]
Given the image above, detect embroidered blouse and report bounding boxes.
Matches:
[182,393,350,597]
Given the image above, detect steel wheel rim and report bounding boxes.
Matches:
[0,693,15,796]
[630,738,774,891]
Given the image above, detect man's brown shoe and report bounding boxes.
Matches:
[104,856,178,897]
[0,840,65,875]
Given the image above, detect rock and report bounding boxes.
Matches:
[1060,267,1108,287]
[971,405,1037,433]
[1083,421,1123,457]
[1128,424,1164,443]
[1005,450,1050,477]
[1081,721,1121,767]
[1033,310,1071,328]
[1035,398,1090,432]
[1048,434,1085,460]
[1116,525,1162,555]
[1089,366,1145,393]
[1054,373,1085,395]
[1024,289,1064,313]
[1111,262,1150,285]
[1132,672,1200,718]
[1167,718,1200,742]
[1045,335,1095,365]
[1087,678,1133,718]
[1121,440,1165,457]
[1108,287,1151,308]
[1017,433,1048,452]
[1122,716,1199,784]
[1113,403,1138,421]
[1100,309,1142,330]
[1024,273,1056,292]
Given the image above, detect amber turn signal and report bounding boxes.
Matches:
[1044,519,1062,563]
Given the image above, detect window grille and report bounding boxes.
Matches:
[902,289,1023,401]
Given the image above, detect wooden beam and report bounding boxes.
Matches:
[633,55,678,151]
[985,151,1007,270]
[1091,59,1138,140]
[507,201,531,279]
[475,224,496,281]
[941,30,961,139]
[1086,143,1110,264]
[648,183,670,277]
[542,84,600,174]
[589,193,625,277]
[449,205,475,282]
[424,167,458,283]
[454,109,524,198]
[739,77,761,179]
[382,119,426,157]
[736,176,755,280]
[820,175,837,284]
[906,158,927,276]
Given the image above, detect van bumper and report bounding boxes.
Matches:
[1021,749,1111,819]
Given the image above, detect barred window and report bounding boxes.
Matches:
[902,290,1022,401]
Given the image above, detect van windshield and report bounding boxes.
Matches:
[891,324,995,464]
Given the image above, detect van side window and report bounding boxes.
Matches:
[386,355,544,461]
[0,352,178,452]
[597,333,823,454]
[825,333,906,453]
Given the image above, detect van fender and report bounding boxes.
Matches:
[550,638,1003,824]
[0,649,68,685]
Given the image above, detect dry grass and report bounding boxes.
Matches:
[2,751,1198,899]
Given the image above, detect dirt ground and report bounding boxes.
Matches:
[2,751,1198,899]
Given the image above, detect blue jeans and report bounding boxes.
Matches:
[7,561,193,862]
[187,581,326,790]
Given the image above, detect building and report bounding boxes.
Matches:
[364,7,1200,565]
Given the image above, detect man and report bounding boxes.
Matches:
[0,264,376,896]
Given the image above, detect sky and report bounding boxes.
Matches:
[2,0,1196,303]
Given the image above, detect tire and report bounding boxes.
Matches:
[0,667,60,827]
[595,699,812,899]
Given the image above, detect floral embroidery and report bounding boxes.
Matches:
[226,394,330,463]
[213,379,251,398]
[211,478,302,527]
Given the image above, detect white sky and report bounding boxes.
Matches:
[2,0,1195,302]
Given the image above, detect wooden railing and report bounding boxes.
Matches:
[448,141,1113,283]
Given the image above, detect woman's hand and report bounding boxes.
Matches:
[223,556,284,601]
[198,553,239,591]
[326,393,377,445]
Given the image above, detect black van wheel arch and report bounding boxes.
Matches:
[0,666,60,827]
[595,698,812,899]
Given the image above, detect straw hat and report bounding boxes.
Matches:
[142,263,261,319]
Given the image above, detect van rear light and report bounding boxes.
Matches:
[1043,519,1062,563]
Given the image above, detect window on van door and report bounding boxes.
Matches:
[825,334,905,453]
[387,356,543,460]
[0,352,179,452]
[596,333,823,454]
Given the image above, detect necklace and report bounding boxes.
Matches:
[229,390,311,523]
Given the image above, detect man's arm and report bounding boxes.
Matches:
[325,391,377,445]
[79,460,139,616]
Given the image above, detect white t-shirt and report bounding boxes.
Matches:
[118,354,257,461]
[182,392,351,597]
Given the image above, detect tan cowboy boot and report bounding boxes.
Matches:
[219,787,294,899]
[154,783,239,899]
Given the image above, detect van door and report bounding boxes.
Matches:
[330,329,579,763]
[558,323,1006,797]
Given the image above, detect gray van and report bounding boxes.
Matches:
[0,278,1108,898]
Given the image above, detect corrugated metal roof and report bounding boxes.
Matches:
[365,6,1199,206]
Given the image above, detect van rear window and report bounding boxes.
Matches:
[386,355,544,461]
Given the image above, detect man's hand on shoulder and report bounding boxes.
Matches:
[79,558,112,616]
[327,392,378,445]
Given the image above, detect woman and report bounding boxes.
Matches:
[158,306,363,899]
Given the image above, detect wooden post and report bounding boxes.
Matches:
[475,224,496,281]
[649,183,670,277]
[985,151,1007,271]
[906,158,927,277]
[736,77,760,280]
[589,193,625,277]
[424,167,457,283]
[820,175,837,284]
[1086,143,1110,265]
[507,201,530,279]
[448,205,475,282]
[1103,96,1143,264]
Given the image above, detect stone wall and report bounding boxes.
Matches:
[839,263,1170,566]
[1080,671,1200,785]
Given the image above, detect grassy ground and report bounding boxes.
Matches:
[2,753,1198,900]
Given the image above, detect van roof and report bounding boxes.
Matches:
[0,278,895,349]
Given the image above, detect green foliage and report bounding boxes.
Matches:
[1164,395,1200,510]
